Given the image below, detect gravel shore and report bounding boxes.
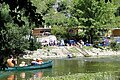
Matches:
[23,46,120,59]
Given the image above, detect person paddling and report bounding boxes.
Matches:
[7,55,16,67]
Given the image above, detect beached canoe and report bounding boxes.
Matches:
[1,60,53,71]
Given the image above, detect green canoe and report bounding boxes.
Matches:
[1,60,53,71]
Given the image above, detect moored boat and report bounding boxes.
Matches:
[0,60,53,71]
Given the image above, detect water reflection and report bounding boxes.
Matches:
[7,74,15,80]
[20,72,25,79]
[3,70,45,80]
[34,72,43,78]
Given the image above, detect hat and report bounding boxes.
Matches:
[21,61,25,64]
[33,58,36,60]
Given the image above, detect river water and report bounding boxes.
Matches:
[0,56,120,80]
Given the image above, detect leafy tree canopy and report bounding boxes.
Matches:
[0,0,44,56]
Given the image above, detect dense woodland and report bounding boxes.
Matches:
[0,0,120,57]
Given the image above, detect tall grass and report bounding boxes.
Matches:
[37,71,116,80]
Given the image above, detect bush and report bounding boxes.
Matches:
[28,38,42,51]
[110,42,120,51]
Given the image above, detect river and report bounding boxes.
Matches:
[0,56,120,80]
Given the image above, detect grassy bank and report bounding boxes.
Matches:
[36,71,116,80]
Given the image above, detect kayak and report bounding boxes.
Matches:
[1,60,53,71]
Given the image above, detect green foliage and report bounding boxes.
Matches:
[31,0,56,15]
[0,0,44,27]
[110,42,120,51]
[71,0,116,27]
[69,0,116,43]
[67,17,79,27]
[114,6,120,28]
[51,25,68,40]
[44,12,68,26]
[0,1,43,56]
[57,0,67,12]
[1,3,11,22]
[32,0,70,27]
[1,23,29,55]
[31,0,57,26]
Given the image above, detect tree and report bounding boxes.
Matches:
[31,0,56,16]
[51,25,68,40]
[70,0,116,44]
[0,0,44,56]
[0,0,44,27]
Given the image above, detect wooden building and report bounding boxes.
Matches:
[32,28,51,37]
[112,28,120,37]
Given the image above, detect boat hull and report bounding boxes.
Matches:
[1,60,52,71]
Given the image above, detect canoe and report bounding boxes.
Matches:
[1,60,53,71]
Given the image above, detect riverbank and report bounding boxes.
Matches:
[22,46,120,59]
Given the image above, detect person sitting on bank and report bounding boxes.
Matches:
[19,61,27,67]
[7,55,16,67]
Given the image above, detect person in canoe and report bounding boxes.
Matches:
[36,58,43,64]
[31,58,37,65]
[7,55,16,67]
[31,58,43,65]
[19,61,27,67]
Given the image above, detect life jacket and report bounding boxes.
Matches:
[36,59,43,63]
[7,59,14,67]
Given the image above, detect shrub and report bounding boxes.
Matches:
[110,42,120,51]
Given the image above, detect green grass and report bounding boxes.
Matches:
[36,72,115,80]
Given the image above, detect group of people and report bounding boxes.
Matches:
[0,55,43,69]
